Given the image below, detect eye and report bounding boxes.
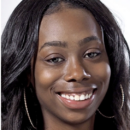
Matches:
[84,52,101,59]
[46,57,64,63]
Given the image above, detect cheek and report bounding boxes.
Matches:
[34,61,61,104]
[98,63,111,95]
[87,62,111,109]
[34,61,60,89]
[35,68,53,88]
[89,61,111,84]
[87,61,111,98]
[90,62,111,99]
[95,63,111,83]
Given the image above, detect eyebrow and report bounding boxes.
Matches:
[39,41,67,51]
[39,36,101,51]
[78,36,101,46]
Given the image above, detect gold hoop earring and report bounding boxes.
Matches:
[97,84,124,119]
[24,88,37,129]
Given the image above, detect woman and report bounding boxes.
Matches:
[2,0,130,130]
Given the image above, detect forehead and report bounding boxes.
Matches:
[39,8,103,48]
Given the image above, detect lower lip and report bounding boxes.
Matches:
[57,92,95,109]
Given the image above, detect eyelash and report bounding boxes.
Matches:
[46,52,101,64]
[84,52,101,59]
[46,57,64,64]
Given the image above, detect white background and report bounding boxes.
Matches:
[1,0,130,47]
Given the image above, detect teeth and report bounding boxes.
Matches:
[66,95,70,99]
[60,92,93,101]
[61,94,65,98]
[70,95,74,100]
[80,94,85,100]
[86,94,89,99]
[88,93,92,98]
[75,95,80,101]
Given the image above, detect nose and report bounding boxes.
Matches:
[63,59,91,82]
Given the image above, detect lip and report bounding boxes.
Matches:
[56,88,97,109]
[55,85,97,94]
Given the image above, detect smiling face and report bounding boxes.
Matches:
[33,8,111,127]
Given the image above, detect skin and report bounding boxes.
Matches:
[33,8,111,130]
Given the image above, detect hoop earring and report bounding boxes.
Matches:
[97,84,124,119]
[24,88,37,129]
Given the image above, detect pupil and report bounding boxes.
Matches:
[53,58,58,62]
[89,53,94,57]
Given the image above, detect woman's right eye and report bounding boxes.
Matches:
[46,57,64,64]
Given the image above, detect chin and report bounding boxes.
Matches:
[57,109,95,125]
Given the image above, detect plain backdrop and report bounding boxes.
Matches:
[1,0,130,47]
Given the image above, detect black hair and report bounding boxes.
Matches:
[2,0,130,130]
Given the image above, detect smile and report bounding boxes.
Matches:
[60,90,93,101]
[57,88,97,109]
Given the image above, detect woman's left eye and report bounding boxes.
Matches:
[84,52,101,58]
[46,57,64,63]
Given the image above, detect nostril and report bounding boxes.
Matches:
[83,78,88,81]
[68,79,77,82]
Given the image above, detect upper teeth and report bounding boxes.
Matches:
[61,93,92,101]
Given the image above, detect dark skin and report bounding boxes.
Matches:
[32,8,111,130]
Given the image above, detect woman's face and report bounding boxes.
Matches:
[33,8,111,124]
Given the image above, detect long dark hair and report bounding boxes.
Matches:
[2,0,130,130]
